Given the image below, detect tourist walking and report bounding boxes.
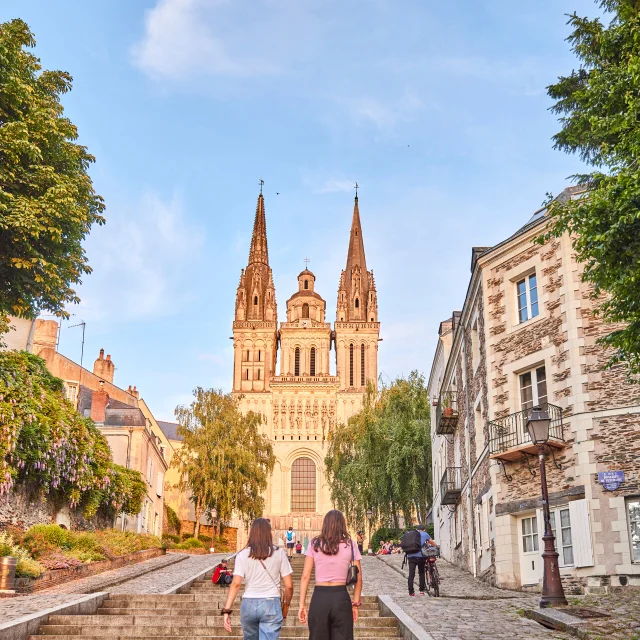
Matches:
[298,510,363,640]
[222,518,294,639]
[285,526,296,558]
[400,524,437,596]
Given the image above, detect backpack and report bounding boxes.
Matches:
[400,529,422,554]
[286,531,293,542]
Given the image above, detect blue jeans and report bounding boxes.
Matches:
[240,597,283,640]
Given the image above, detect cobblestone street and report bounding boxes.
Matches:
[362,555,572,640]
[0,553,222,623]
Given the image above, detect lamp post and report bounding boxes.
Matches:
[366,509,373,555]
[526,406,567,608]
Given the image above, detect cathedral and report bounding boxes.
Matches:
[231,190,380,542]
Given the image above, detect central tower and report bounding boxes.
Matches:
[231,190,380,544]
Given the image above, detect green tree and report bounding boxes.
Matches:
[0,19,105,330]
[172,388,275,538]
[325,372,432,532]
[543,1,640,376]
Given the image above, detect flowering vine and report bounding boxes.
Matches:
[0,351,146,517]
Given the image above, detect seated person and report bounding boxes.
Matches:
[212,560,232,587]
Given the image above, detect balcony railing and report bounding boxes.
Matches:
[489,402,564,461]
[435,390,459,435]
[440,467,462,505]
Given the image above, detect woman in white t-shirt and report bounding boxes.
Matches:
[222,518,294,640]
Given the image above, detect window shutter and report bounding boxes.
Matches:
[156,472,163,497]
[569,499,594,567]
[483,500,490,550]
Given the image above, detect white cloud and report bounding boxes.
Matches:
[75,190,203,323]
[315,179,355,194]
[337,90,424,129]
[131,0,317,81]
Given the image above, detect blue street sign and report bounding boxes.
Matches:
[598,470,624,491]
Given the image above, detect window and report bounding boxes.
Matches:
[254,296,258,306]
[475,402,484,459]
[245,369,249,380]
[258,350,261,362]
[355,298,360,309]
[516,273,539,323]
[349,344,354,387]
[257,369,261,380]
[146,456,152,483]
[156,472,163,497]
[246,350,250,361]
[304,279,309,290]
[302,303,310,319]
[627,498,640,563]
[294,347,301,376]
[550,508,574,566]
[291,457,316,512]
[471,320,479,371]
[64,382,78,404]
[310,347,316,376]
[521,516,539,553]
[519,366,547,411]
[361,344,365,386]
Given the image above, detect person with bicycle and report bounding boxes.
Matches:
[404,524,437,596]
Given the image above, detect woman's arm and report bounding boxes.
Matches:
[222,575,243,633]
[351,559,363,623]
[298,555,314,624]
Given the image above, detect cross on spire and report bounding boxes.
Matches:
[304,257,310,269]
[354,182,359,198]
[259,178,264,194]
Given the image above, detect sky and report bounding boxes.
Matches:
[3,0,599,421]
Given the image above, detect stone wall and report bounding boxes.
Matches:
[0,486,112,532]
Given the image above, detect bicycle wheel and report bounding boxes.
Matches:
[424,566,432,595]
[431,565,440,597]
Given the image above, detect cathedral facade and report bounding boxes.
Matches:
[231,191,380,542]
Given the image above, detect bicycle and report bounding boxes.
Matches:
[423,546,440,597]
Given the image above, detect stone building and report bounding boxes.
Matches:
[2,319,172,535]
[427,187,640,593]
[231,191,380,543]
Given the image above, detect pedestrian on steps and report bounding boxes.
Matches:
[285,526,296,558]
[222,518,294,640]
[298,509,363,640]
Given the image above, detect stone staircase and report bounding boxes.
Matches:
[30,555,402,638]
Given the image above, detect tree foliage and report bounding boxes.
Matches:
[325,371,432,532]
[172,388,275,538]
[0,19,105,325]
[0,350,146,517]
[542,0,640,376]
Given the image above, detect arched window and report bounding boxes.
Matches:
[361,343,365,386]
[254,296,258,306]
[291,457,316,512]
[355,298,360,309]
[304,280,309,290]
[349,344,354,387]
[295,347,301,376]
[258,350,261,362]
[310,347,316,376]
[302,303,310,319]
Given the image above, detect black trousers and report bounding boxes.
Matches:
[407,557,426,594]
[308,585,353,640]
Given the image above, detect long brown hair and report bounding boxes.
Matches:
[312,509,350,555]
[247,518,275,560]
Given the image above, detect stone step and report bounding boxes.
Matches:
[46,615,395,628]
[38,626,400,637]
[33,635,393,640]
[105,594,379,604]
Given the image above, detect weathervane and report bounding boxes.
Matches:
[259,178,264,194]
[304,257,311,269]
[354,182,359,197]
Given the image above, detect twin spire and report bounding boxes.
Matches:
[248,193,269,266]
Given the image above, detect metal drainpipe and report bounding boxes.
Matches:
[463,358,477,578]
[26,318,37,353]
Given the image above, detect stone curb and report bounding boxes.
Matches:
[378,595,435,640]
[161,554,224,595]
[523,608,591,639]
[0,592,107,640]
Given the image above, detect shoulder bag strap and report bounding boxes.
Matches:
[258,550,282,591]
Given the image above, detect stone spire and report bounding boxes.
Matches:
[337,195,377,322]
[248,193,269,266]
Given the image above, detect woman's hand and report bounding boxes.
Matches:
[298,606,308,624]
[223,613,231,633]
[352,605,359,623]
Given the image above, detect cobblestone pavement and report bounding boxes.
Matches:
[0,553,222,624]
[362,555,572,639]
[560,589,640,639]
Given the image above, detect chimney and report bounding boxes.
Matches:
[32,319,58,352]
[126,385,140,399]
[93,348,115,383]
[90,385,109,423]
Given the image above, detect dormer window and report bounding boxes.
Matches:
[304,280,309,290]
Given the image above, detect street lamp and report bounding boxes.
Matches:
[526,406,567,608]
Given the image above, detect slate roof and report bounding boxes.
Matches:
[158,420,183,442]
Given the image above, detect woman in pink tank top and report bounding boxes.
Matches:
[298,510,363,640]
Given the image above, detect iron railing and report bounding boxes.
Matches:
[440,467,462,505]
[435,390,459,435]
[488,402,564,455]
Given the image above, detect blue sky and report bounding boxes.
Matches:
[3,0,597,421]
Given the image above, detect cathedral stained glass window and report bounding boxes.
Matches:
[291,457,316,512]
